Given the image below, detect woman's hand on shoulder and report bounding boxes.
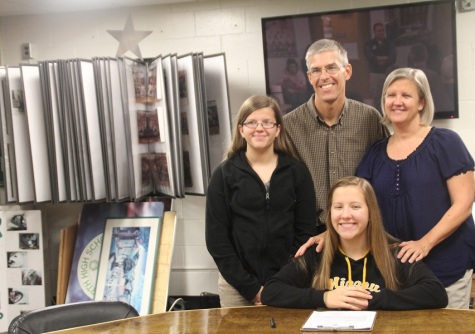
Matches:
[397,239,431,263]
[323,287,372,310]
[294,231,327,257]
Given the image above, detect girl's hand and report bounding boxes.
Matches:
[323,287,372,310]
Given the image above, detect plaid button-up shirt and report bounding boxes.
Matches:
[283,96,389,227]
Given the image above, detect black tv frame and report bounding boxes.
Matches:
[262,0,458,119]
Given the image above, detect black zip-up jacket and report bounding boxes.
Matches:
[205,150,317,301]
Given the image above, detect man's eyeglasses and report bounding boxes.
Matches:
[242,121,278,129]
[308,64,343,78]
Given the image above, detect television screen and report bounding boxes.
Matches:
[262,0,458,119]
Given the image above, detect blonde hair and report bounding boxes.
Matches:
[226,95,299,160]
[381,67,434,126]
[305,176,401,290]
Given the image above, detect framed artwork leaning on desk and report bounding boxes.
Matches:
[65,201,167,304]
[94,217,161,315]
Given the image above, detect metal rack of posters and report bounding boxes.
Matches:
[0,52,231,203]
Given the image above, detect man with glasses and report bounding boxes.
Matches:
[284,39,389,253]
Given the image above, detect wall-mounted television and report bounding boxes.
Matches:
[262,0,458,119]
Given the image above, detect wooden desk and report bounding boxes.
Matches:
[47,306,475,333]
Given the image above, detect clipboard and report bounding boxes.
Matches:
[300,310,377,332]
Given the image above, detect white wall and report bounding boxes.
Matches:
[1,0,475,302]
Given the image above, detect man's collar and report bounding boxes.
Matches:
[314,98,347,126]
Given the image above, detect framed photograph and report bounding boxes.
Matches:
[66,201,169,304]
[262,0,458,119]
[94,217,161,315]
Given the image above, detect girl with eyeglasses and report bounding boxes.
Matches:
[205,95,317,307]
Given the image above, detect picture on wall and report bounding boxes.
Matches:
[262,0,458,119]
[94,217,161,315]
[137,110,160,144]
[0,210,45,333]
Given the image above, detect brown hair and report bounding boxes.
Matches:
[226,95,299,160]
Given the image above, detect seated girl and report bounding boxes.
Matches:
[261,176,448,310]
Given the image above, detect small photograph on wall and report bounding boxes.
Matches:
[7,215,27,231]
[7,251,27,268]
[8,288,28,305]
[19,233,39,250]
[207,100,220,135]
[95,217,161,315]
[140,153,152,187]
[151,152,170,188]
[132,63,147,104]
[137,110,160,143]
[10,90,24,112]
[178,70,189,106]
[146,62,162,102]
[21,269,42,286]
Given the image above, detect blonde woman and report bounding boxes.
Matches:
[357,68,475,308]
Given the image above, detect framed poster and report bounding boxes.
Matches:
[262,1,458,118]
[94,217,161,315]
[65,201,170,304]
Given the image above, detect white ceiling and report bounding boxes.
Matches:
[0,0,195,17]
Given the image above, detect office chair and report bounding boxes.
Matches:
[8,300,139,334]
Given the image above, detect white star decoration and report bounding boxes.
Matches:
[107,14,152,59]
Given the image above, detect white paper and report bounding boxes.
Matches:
[301,311,376,331]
